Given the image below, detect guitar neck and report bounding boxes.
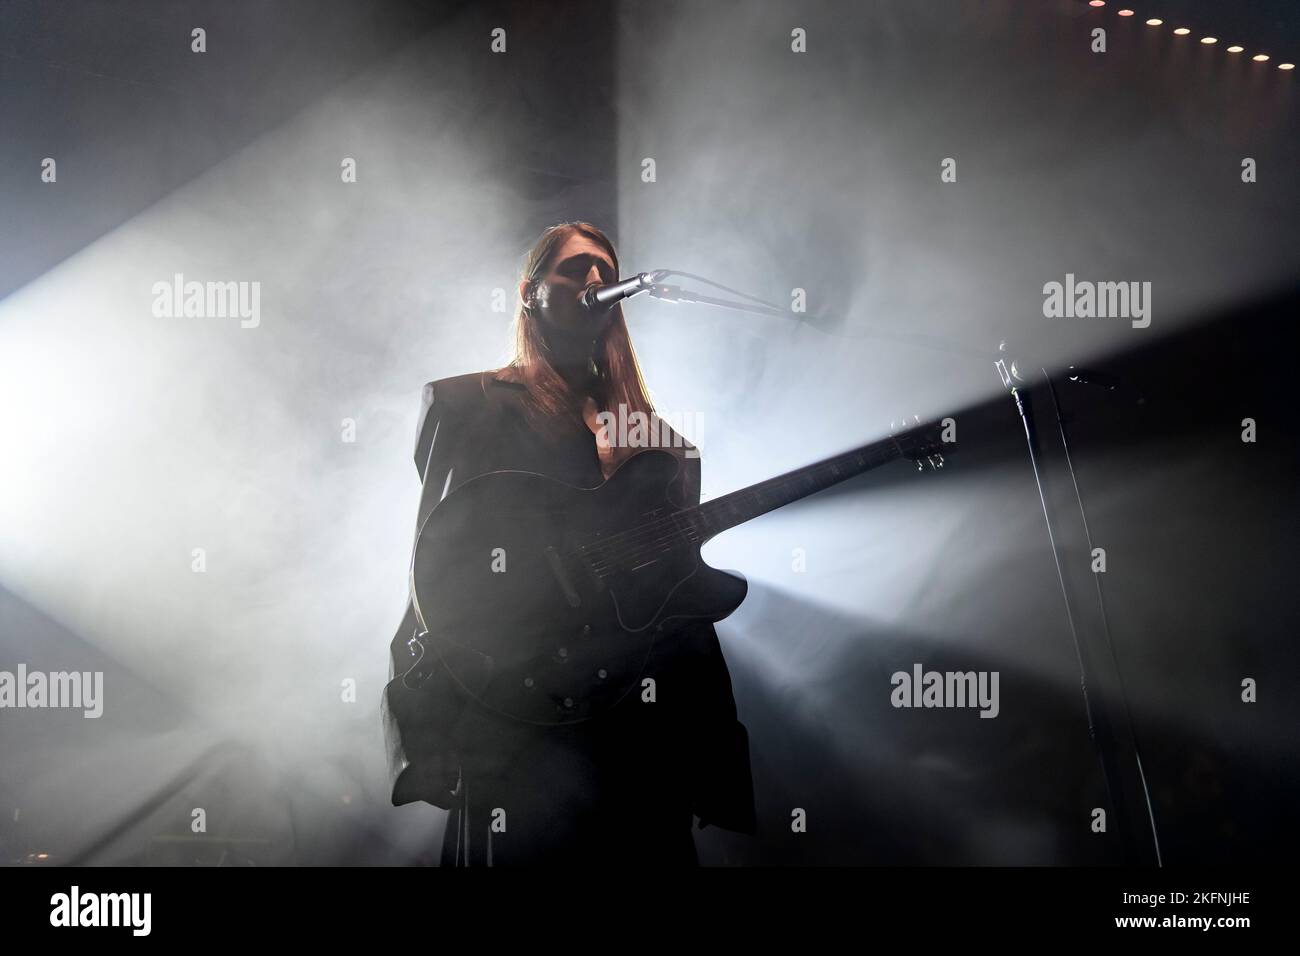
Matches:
[686,432,908,539]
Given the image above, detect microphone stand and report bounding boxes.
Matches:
[647,281,787,316]
[638,268,1162,865]
[996,343,1162,867]
[645,272,989,360]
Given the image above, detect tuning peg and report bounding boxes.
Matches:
[913,414,920,424]
[916,460,925,471]
[935,453,945,468]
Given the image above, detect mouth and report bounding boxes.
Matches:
[580,283,618,319]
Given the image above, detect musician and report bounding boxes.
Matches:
[382,221,757,865]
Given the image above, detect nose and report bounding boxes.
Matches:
[585,263,605,287]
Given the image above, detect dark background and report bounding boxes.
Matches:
[0,0,1296,865]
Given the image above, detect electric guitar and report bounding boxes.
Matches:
[392,417,949,728]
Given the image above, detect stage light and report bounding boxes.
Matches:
[1088,1,1105,7]
[1227,46,1244,53]
[1173,28,1191,36]
[1118,10,1135,16]
[1280,63,1295,71]
[1200,37,1217,45]
[1145,19,1163,27]
[1253,54,1269,62]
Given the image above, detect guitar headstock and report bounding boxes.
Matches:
[890,414,948,472]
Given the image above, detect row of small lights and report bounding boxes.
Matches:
[1087,0,1295,70]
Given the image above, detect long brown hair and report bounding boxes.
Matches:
[502,221,656,425]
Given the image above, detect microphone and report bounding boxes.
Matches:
[997,342,1126,391]
[579,270,668,313]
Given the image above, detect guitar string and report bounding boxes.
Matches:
[568,425,927,573]
[562,497,738,579]
[572,450,894,574]
[561,423,934,577]
[562,511,702,579]
[567,446,902,576]
[581,452,873,566]
[576,483,789,573]
[585,442,903,567]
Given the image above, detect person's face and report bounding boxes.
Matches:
[519,232,618,337]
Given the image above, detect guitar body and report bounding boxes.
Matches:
[400,449,748,726]
[388,414,947,745]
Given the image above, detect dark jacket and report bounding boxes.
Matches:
[382,369,758,843]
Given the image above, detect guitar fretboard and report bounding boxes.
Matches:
[579,431,917,578]
[688,435,904,539]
